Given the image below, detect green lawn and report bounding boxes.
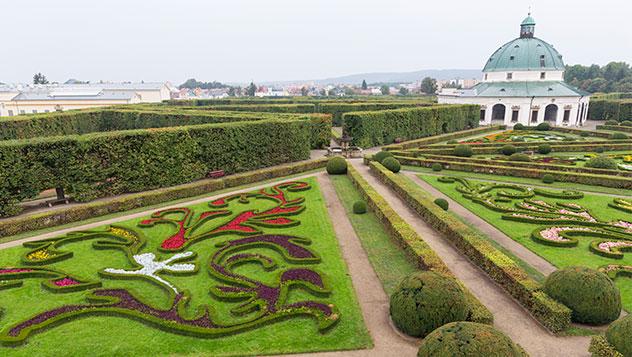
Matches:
[329,175,417,295]
[0,177,371,356]
[419,175,632,312]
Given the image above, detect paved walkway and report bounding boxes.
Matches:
[0,172,320,250]
[405,172,557,275]
[283,174,418,357]
[349,159,591,357]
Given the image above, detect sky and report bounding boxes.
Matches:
[1,0,631,85]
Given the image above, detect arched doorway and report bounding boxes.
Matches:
[491,104,506,122]
[544,104,558,122]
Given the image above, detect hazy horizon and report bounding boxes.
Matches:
[2,0,631,85]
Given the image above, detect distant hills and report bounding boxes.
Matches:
[259,69,482,86]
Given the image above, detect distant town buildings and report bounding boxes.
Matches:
[0,82,172,116]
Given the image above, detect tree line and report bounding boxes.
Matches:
[565,61,632,93]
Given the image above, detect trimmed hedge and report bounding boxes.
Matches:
[395,156,632,189]
[343,104,479,147]
[0,119,311,217]
[417,322,528,357]
[373,150,394,163]
[597,125,632,133]
[605,314,632,357]
[0,108,332,149]
[390,272,469,337]
[434,198,449,210]
[0,158,328,239]
[369,161,571,333]
[544,267,621,325]
[590,335,624,357]
[383,125,504,151]
[346,165,493,325]
[589,99,632,121]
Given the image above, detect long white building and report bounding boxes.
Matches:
[438,14,590,127]
[0,82,172,117]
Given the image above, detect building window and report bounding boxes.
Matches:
[540,72,546,79]
[484,74,488,80]
[540,55,546,67]
[19,110,25,114]
[531,110,539,123]
[506,72,513,80]
[44,110,50,113]
[480,109,486,121]
[8,110,13,116]
[509,56,515,60]
[563,110,571,123]
[32,110,38,114]
[511,110,519,122]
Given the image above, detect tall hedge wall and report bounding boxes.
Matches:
[342,104,479,148]
[0,109,331,149]
[0,119,310,216]
[588,99,632,121]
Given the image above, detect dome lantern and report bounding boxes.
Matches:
[520,13,536,38]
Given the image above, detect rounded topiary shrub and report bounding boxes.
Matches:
[511,137,525,142]
[621,120,632,127]
[513,123,526,130]
[538,144,552,154]
[326,157,347,175]
[544,266,621,325]
[580,131,590,137]
[536,122,551,131]
[453,145,473,157]
[594,146,605,153]
[605,120,619,126]
[611,132,629,140]
[605,314,632,357]
[390,272,468,338]
[434,198,449,211]
[508,153,530,162]
[542,174,555,184]
[447,139,458,144]
[585,155,618,170]
[431,163,443,172]
[500,145,517,156]
[352,200,367,214]
[382,157,401,173]
[417,322,528,357]
[373,150,394,163]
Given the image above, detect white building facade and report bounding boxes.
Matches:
[438,15,590,127]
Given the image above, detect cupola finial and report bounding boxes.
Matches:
[520,11,536,38]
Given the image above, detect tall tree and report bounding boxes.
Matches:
[301,86,309,96]
[361,80,368,90]
[420,77,437,94]
[246,82,257,96]
[33,72,49,85]
[380,85,390,95]
[227,87,236,97]
[398,87,409,95]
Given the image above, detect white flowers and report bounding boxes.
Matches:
[597,241,632,253]
[539,227,595,242]
[104,251,195,293]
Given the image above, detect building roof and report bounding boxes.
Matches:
[12,90,138,101]
[459,81,589,98]
[483,16,564,72]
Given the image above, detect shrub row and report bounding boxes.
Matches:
[345,165,493,325]
[368,161,572,333]
[0,108,331,149]
[343,104,479,147]
[420,154,632,178]
[588,99,632,121]
[596,124,632,133]
[411,142,632,155]
[383,125,505,151]
[395,156,632,189]
[0,119,311,217]
[0,158,328,239]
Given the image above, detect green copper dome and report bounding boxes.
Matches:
[483,15,565,72]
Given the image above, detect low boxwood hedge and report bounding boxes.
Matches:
[346,165,493,325]
[369,161,571,333]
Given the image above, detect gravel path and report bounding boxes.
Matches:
[350,159,591,357]
[405,172,557,275]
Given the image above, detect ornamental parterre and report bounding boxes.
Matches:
[439,177,632,260]
[0,181,340,344]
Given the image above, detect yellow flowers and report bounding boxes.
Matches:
[110,227,137,241]
[26,249,51,261]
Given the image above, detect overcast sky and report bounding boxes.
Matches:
[2,0,630,84]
